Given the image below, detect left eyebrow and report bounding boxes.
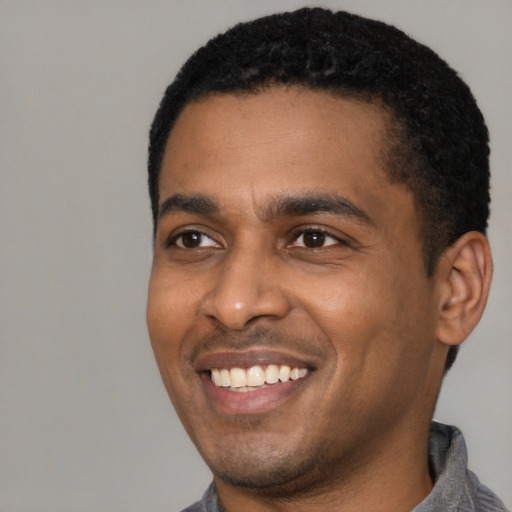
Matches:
[260,193,371,224]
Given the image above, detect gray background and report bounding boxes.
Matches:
[1,1,510,511]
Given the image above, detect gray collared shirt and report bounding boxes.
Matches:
[181,422,509,512]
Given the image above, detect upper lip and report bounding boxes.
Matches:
[193,348,319,373]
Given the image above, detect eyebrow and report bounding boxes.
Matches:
[158,192,370,224]
[159,194,219,218]
[261,193,370,224]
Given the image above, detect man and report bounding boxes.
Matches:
[146,8,508,512]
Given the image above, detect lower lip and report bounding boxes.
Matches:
[200,372,307,414]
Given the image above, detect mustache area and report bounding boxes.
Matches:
[187,325,326,370]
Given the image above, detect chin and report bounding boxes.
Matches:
[203,438,333,497]
[214,459,316,494]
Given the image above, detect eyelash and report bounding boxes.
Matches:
[165,225,349,251]
[165,228,220,249]
[288,226,348,249]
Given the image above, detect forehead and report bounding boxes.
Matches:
[159,86,413,227]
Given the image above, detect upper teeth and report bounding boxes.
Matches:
[211,365,308,388]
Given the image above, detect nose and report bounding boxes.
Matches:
[201,247,291,330]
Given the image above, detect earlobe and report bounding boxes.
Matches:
[436,232,493,346]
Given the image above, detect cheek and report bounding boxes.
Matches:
[146,271,187,362]
[297,267,386,340]
[297,261,431,372]
[147,266,213,382]
[146,278,194,407]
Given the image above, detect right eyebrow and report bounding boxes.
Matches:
[158,194,219,219]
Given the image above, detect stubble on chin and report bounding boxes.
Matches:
[208,435,348,500]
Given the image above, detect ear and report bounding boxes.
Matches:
[435,231,493,346]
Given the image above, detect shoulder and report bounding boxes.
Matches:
[423,422,510,512]
[178,482,222,512]
[459,470,510,512]
[180,501,204,512]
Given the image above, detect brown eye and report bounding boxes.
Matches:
[302,231,326,248]
[173,231,219,249]
[181,232,202,248]
[290,229,340,249]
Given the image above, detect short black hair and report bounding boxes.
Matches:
[148,7,490,370]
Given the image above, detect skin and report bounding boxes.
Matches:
[146,86,492,511]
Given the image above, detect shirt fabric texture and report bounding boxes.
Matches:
[180,422,509,512]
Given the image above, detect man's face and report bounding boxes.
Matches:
[147,87,446,492]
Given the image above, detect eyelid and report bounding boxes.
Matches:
[287,225,350,248]
[164,225,223,249]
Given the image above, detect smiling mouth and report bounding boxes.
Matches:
[194,348,316,413]
[210,365,309,392]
